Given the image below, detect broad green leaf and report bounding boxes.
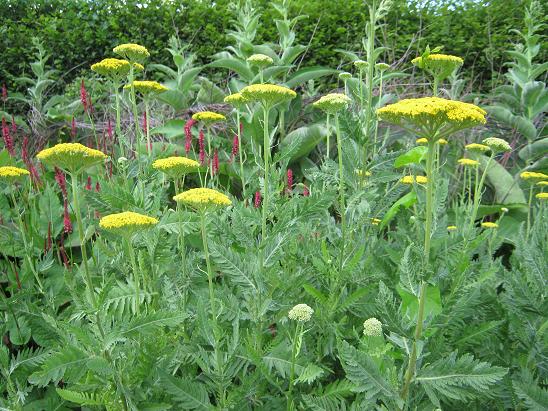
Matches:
[482,157,526,204]
[380,191,417,229]
[398,285,442,320]
[285,67,339,89]
[278,124,328,162]
[394,146,427,168]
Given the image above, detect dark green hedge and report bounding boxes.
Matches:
[0,0,532,94]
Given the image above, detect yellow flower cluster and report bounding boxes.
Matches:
[438,138,448,145]
[173,188,232,210]
[313,93,351,114]
[520,171,548,182]
[152,156,200,178]
[113,43,150,62]
[224,92,248,109]
[192,111,226,124]
[0,166,30,183]
[412,54,464,80]
[91,58,132,78]
[339,72,352,80]
[99,211,158,235]
[537,181,548,186]
[354,60,368,70]
[400,175,428,184]
[124,81,168,95]
[370,218,381,226]
[246,54,274,67]
[458,158,479,167]
[481,222,498,229]
[465,143,490,153]
[355,169,372,177]
[36,143,107,172]
[376,97,486,137]
[482,137,511,153]
[241,84,297,106]
[536,193,548,200]
[416,138,428,145]
[447,225,457,231]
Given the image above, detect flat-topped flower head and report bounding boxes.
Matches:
[99,211,158,236]
[458,158,479,167]
[152,156,200,179]
[537,181,548,187]
[353,60,368,71]
[0,166,30,184]
[113,43,150,62]
[416,137,428,145]
[412,53,464,80]
[438,138,448,145]
[124,81,168,95]
[447,225,457,231]
[536,192,548,200]
[91,58,132,79]
[37,143,107,173]
[363,317,382,337]
[174,188,232,211]
[376,63,390,72]
[481,221,498,229]
[288,304,314,322]
[377,97,486,138]
[192,111,226,125]
[241,84,297,107]
[224,92,249,110]
[339,72,352,80]
[312,93,351,114]
[482,137,511,153]
[400,175,428,185]
[520,171,548,183]
[247,53,274,68]
[465,143,490,153]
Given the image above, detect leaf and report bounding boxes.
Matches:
[56,388,103,406]
[295,363,325,384]
[208,58,253,79]
[482,156,526,204]
[161,372,212,410]
[518,137,548,161]
[394,146,427,168]
[303,283,328,305]
[28,346,88,387]
[285,67,339,89]
[150,119,185,139]
[380,191,417,229]
[122,311,187,337]
[209,243,258,293]
[398,285,442,321]
[278,124,328,162]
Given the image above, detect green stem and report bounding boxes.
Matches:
[526,185,533,239]
[125,235,141,314]
[335,114,346,277]
[87,111,99,150]
[433,77,439,97]
[145,99,151,156]
[236,111,246,198]
[468,154,493,235]
[114,83,124,158]
[325,114,331,159]
[287,323,303,411]
[259,105,270,270]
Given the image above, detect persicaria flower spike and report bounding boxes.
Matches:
[80,79,89,113]
[63,200,73,233]
[85,176,92,190]
[287,168,293,192]
[1,83,7,102]
[363,317,383,336]
[54,167,67,198]
[288,304,314,322]
[198,130,206,165]
[184,118,196,154]
[212,150,219,176]
[231,134,239,161]
[254,191,261,208]
[1,117,15,157]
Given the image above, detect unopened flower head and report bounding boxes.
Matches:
[482,137,511,153]
[224,92,249,110]
[377,97,486,138]
[465,143,490,153]
[113,43,150,62]
[173,188,232,211]
[353,60,368,71]
[124,81,168,95]
[91,58,132,78]
[447,225,457,231]
[36,143,107,173]
[152,156,200,179]
[247,53,274,68]
[481,222,498,229]
[520,171,548,183]
[99,211,158,236]
[400,175,428,185]
[240,84,296,107]
[363,317,382,336]
[0,166,30,184]
[500,207,509,213]
[412,53,464,80]
[536,192,548,200]
[375,63,390,72]
[192,111,226,125]
[339,72,352,80]
[312,93,351,114]
[458,158,479,167]
[288,304,314,322]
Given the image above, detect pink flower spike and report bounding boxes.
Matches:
[11,115,17,134]
[63,200,73,234]
[231,134,239,161]
[303,185,310,197]
[54,167,67,199]
[184,118,196,154]
[80,79,88,113]
[85,176,92,190]
[212,150,219,176]
[254,191,261,208]
[287,169,293,192]
[1,116,15,157]
[107,118,113,140]
[71,117,77,139]
[1,83,7,102]
[95,181,101,192]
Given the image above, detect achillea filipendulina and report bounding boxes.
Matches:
[355,169,372,177]
[224,92,248,109]
[91,58,132,78]
[363,317,382,337]
[192,111,226,124]
[246,54,274,67]
[482,137,511,153]
[537,181,548,186]
[288,304,314,322]
[371,218,381,226]
[173,188,232,210]
[458,158,479,167]
[241,84,296,106]
[400,175,428,184]
[339,72,352,80]
[99,211,158,235]
[412,54,463,79]
[0,166,30,183]
[113,43,150,62]
[37,143,107,173]
[465,143,490,153]
[481,222,498,229]
[438,138,448,145]
[376,97,486,137]
[416,137,428,145]
[536,192,548,200]
[152,156,200,178]
[447,225,457,231]
[353,60,368,71]
[312,93,351,114]
[124,81,168,95]
[520,171,548,183]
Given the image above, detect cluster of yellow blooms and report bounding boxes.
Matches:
[447,225,458,231]
[174,188,232,210]
[37,143,107,172]
[520,171,548,182]
[91,58,143,78]
[246,54,274,67]
[482,137,511,153]
[124,81,168,95]
[288,304,314,322]
[113,43,150,62]
[224,92,248,109]
[376,97,486,136]
[313,93,352,114]
[0,166,30,183]
[192,111,226,124]
[536,193,548,200]
[400,175,428,185]
[412,53,464,81]
[354,60,368,70]
[152,157,200,178]
[241,84,297,106]
[99,211,158,235]
[370,218,382,226]
[458,158,480,167]
[481,222,498,229]
[416,137,448,145]
[465,143,490,153]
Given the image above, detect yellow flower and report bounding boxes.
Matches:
[246,54,274,67]
[458,158,479,167]
[370,218,381,226]
[224,92,249,109]
[173,188,232,211]
[36,143,107,173]
[99,211,158,236]
[240,84,297,107]
[355,169,372,177]
[124,81,168,95]
[0,166,30,183]
[152,156,200,179]
[536,192,548,200]
[465,143,490,153]
[536,181,548,186]
[113,43,150,62]
[400,175,428,185]
[482,137,511,153]
[520,171,548,183]
[447,225,457,231]
[438,138,448,145]
[192,111,226,124]
[313,93,351,114]
[376,97,486,138]
[416,137,428,145]
[412,53,464,80]
[91,58,131,78]
[481,222,498,229]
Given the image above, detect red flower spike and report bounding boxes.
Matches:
[287,169,293,193]
[1,117,15,157]
[54,167,67,199]
[303,185,310,197]
[28,163,42,188]
[71,117,77,139]
[80,79,88,113]
[254,191,261,208]
[22,136,29,163]
[231,134,239,162]
[85,176,92,190]
[95,181,100,192]
[184,118,196,154]
[11,115,17,134]
[63,200,73,234]
[212,150,219,176]
[45,221,52,252]
[1,83,7,102]
[107,118,113,140]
